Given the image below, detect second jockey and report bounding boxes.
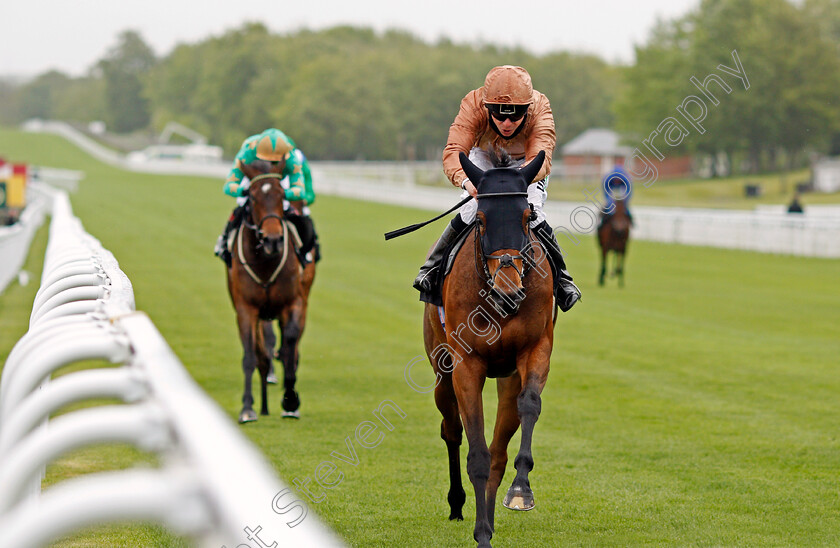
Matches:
[214,128,319,267]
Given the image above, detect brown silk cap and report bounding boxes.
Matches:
[482,65,533,105]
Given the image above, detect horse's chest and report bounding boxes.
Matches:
[463,332,533,378]
[254,290,296,320]
[486,360,518,379]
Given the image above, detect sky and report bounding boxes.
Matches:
[1,0,700,79]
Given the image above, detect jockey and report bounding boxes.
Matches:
[598,166,634,229]
[413,65,581,311]
[214,128,319,267]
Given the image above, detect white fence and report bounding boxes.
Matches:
[628,205,840,258]
[23,120,840,258]
[22,120,229,178]
[314,173,840,258]
[0,189,342,547]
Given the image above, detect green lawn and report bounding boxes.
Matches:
[1,128,839,547]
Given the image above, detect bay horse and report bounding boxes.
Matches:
[423,150,555,548]
[227,160,316,423]
[597,198,631,287]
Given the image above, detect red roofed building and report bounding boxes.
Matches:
[559,128,693,181]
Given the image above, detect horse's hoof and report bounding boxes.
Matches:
[282,410,300,419]
[503,485,535,511]
[448,512,463,521]
[267,374,278,384]
[239,409,258,424]
[282,391,300,413]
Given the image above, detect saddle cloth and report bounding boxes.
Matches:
[419,223,476,306]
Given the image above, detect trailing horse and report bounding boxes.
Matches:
[597,198,631,287]
[423,150,556,548]
[226,160,316,423]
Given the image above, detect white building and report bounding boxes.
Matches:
[812,158,840,193]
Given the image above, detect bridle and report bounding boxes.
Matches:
[243,173,287,244]
[236,173,298,288]
[473,191,535,288]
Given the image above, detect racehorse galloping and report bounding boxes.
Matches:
[598,198,631,287]
[227,160,315,423]
[423,150,555,548]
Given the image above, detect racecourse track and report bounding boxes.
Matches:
[0,127,838,547]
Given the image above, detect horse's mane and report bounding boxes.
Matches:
[487,147,513,168]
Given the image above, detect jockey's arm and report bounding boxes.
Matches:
[283,158,307,204]
[300,155,315,205]
[224,166,245,196]
[523,97,556,183]
[442,90,486,188]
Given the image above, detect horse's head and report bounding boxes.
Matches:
[459,149,546,314]
[242,161,287,256]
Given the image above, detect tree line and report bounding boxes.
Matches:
[616,0,840,173]
[1,0,839,171]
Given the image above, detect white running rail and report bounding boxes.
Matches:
[0,189,342,547]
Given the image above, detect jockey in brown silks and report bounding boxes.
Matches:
[413,65,581,311]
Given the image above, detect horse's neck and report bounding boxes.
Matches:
[614,200,627,215]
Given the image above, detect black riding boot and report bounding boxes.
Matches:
[533,220,581,312]
[300,216,321,263]
[413,216,468,293]
[215,204,246,267]
[285,211,320,263]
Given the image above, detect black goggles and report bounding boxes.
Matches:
[486,103,530,122]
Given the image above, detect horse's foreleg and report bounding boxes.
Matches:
[453,363,492,548]
[279,301,304,416]
[504,344,550,512]
[486,375,522,530]
[254,321,271,416]
[236,307,259,423]
[599,250,607,286]
[434,371,466,521]
[617,251,626,288]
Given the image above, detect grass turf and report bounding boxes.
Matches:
[1,127,839,547]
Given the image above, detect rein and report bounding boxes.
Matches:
[250,172,283,184]
[475,192,528,198]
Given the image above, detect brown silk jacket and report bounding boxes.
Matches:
[442,88,556,187]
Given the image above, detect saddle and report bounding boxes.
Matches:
[419,222,476,306]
